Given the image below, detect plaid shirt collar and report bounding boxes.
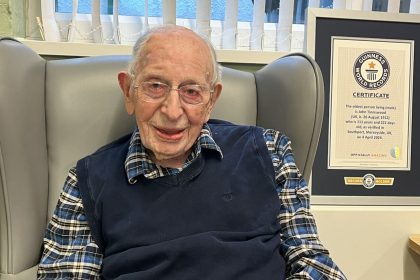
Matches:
[124,123,223,184]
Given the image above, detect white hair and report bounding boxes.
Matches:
[128,25,222,87]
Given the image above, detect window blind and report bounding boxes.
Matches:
[277,0,294,51]
[92,0,102,43]
[163,0,176,25]
[308,0,320,8]
[39,0,418,51]
[250,0,265,50]
[112,0,120,44]
[363,0,373,11]
[222,0,239,49]
[410,0,420,13]
[196,0,211,38]
[333,0,346,9]
[387,0,401,12]
[348,0,363,10]
[40,0,60,41]
[67,0,78,41]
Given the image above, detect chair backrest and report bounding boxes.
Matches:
[0,37,323,278]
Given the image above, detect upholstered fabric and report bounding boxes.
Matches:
[0,37,323,278]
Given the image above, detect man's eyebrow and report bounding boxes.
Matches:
[179,79,202,85]
[142,75,204,86]
[141,74,169,83]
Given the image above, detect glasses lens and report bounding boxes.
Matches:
[141,82,167,102]
[179,85,209,105]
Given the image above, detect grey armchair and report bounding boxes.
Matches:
[0,37,324,278]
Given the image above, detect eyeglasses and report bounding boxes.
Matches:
[134,81,214,105]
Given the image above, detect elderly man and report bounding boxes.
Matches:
[37,25,346,279]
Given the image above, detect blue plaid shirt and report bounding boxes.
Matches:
[38,124,346,279]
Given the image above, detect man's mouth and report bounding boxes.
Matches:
[155,127,186,141]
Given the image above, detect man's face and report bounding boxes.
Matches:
[120,30,221,168]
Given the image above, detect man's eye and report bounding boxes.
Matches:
[184,87,200,96]
[150,83,164,90]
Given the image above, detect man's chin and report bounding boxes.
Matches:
[149,146,191,168]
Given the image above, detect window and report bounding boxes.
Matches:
[46,0,417,52]
[55,0,330,24]
[371,0,411,12]
[56,0,253,22]
[53,0,305,51]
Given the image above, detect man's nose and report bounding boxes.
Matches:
[160,89,184,120]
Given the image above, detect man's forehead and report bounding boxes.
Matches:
[147,30,207,52]
[137,30,212,73]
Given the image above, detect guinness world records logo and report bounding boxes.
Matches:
[362,174,376,189]
[353,51,390,90]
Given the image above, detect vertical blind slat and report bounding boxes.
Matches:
[277,0,294,51]
[410,0,420,13]
[222,0,238,49]
[349,0,363,10]
[308,0,320,8]
[196,0,211,38]
[144,0,149,31]
[163,0,176,24]
[43,0,420,50]
[387,0,401,12]
[92,0,102,43]
[250,0,265,50]
[113,0,120,44]
[40,0,61,41]
[333,0,346,9]
[67,0,78,41]
[363,0,373,11]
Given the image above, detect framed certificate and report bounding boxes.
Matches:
[329,37,413,171]
[305,8,420,205]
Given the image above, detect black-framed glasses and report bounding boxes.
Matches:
[134,81,214,105]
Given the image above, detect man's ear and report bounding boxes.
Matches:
[204,83,222,122]
[118,71,135,115]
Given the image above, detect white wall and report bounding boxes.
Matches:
[312,206,420,280]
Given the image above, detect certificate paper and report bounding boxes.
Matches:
[328,37,413,170]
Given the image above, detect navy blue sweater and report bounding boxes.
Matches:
[77,121,286,279]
